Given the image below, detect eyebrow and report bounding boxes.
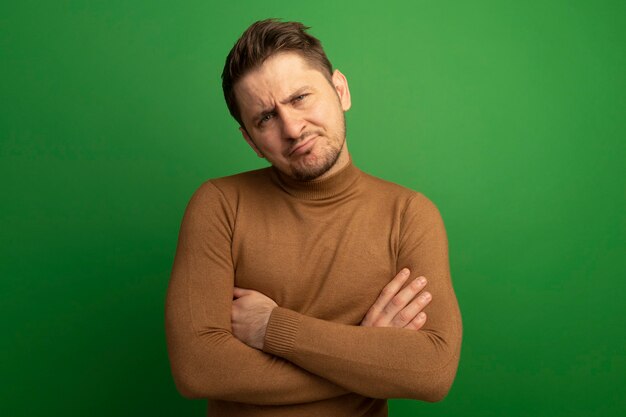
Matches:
[253,86,312,123]
[280,86,311,105]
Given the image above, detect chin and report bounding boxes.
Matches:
[290,149,341,181]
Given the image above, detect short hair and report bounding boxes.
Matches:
[221,18,334,127]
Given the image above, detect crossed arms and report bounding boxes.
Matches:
[232,268,432,350]
[165,181,462,405]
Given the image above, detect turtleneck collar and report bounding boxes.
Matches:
[269,157,361,200]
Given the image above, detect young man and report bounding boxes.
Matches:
[166,19,462,417]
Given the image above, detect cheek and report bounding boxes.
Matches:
[319,95,343,122]
[255,132,285,155]
[308,103,335,127]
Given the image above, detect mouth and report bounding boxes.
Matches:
[289,135,318,156]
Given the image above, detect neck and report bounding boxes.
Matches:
[270,149,360,200]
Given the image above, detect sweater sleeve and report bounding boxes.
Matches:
[262,193,462,402]
[165,181,348,405]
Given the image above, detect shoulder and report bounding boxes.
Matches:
[356,169,445,233]
[358,169,439,212]
[211,167,273,189]
[183,167,273,217]
[191,167,273,200]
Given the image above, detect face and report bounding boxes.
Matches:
[234,52,352,181]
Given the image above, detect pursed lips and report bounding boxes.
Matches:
[288,135,318,156]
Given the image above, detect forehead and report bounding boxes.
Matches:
[235,53,330,114]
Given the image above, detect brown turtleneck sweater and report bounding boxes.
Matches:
[165,160,462,416]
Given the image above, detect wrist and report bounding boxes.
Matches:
[263,307,301,357]
[259,305,277,349]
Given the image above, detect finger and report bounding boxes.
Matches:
[361,269,411,326]
[233,287,253,298]
[404,312,427,330]
[367,269,411,315]
[379,276,427,323]
[389,290,432,328]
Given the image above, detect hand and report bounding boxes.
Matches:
[361,268,431,330]
[231,287,278,350]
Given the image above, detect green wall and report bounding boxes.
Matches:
[2,1,624,415]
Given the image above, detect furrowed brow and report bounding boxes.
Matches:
[280,86,312,105]
[253,106,275,124]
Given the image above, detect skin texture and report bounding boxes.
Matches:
[360,268,431,329]
[234,52,352,181]
[230,52,433,349]
[231,287,277,350]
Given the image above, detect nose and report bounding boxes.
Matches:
[279,109,306,140]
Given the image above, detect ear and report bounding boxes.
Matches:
[239,126,265,158]
[331,69,352,111]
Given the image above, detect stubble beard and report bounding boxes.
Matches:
[288,118,346,181]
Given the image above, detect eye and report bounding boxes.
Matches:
[259,113,274,126]
[293,94,308,103]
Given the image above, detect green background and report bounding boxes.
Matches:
[2,1,624,415]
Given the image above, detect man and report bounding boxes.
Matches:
[165,19,462,416]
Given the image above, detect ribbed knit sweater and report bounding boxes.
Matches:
[165,159,462,416]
